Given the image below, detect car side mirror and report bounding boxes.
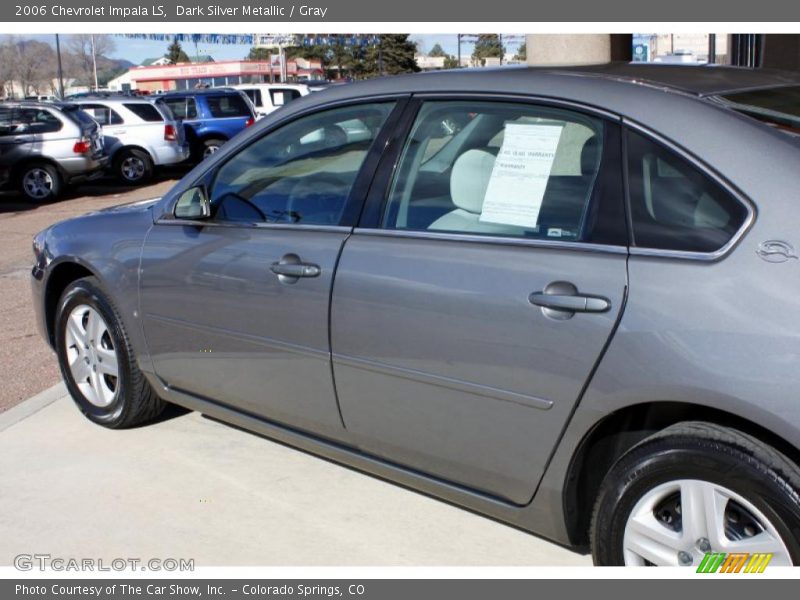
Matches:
[174,186,211,220]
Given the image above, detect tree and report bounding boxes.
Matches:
[514,42,527,61]
[428,43,446,57]
[247,46,272,61]
[12,39,56,96]
[363,35,420,78]
[66,34,116,87]
[167,37,190,64]
[0,38,15,98]
[472,34,504,66]
[443,55,460,69]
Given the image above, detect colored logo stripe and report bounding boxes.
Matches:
[696,552,772,573]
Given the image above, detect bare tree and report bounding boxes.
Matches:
[0,37,15,98]
[67,34,116,87]
[12,39,55,97]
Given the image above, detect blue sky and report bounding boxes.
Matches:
[18,34,525,65]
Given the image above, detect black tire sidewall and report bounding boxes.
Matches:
[593,441,800,566]
[201,138,225,158]
[18,163,61,202]
[115,149,153,185]
[55,279,133,427]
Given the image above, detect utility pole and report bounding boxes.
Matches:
[55,34,65,99]
[90,34,99,91]
[457,34,462,67]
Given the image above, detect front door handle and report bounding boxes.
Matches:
[529,281,611,320]
[270,263,321,278]
[270,253,320,284]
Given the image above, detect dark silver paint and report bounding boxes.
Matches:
[30,65,800,551]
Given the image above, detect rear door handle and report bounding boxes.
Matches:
[270,262,320,278]
[529,292,610,313]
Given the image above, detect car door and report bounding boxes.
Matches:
[139,100,401,438]
[0,107,32,187]
[331,98,629,504]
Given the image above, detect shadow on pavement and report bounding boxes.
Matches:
[0,164,194,215]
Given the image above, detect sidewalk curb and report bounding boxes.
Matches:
[0,382,66,433]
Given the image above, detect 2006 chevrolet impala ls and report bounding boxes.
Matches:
[30,64,800,566]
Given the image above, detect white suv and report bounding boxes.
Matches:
[230,83,309,117]
[74,97,190,185]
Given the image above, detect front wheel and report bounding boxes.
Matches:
[55,276,165,428]
[115,148,154,185]
[201,138,225,159]
[591,422,800,567]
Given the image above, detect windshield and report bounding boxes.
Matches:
[719,86,800,136]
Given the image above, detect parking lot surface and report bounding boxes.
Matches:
[0,175,183,413]
[0,386,591,566]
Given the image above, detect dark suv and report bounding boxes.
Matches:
[0,102,108,202]
[154,89,256,160]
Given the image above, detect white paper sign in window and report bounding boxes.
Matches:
[479,123,563,229]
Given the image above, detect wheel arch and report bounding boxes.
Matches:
[562,400,800,548]
[13,156,66,183]
[112,144,155,164]
[43,259,98,347]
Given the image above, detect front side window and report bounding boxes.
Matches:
[162,98,197,120]
[382,101,605,242]
[208,102,395,226]
[626,130,749,253]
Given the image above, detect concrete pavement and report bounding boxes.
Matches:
[0,385,591,567]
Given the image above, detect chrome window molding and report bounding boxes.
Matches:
[622,118,757,263]
[154,218,352,235]
[353,227,629,256]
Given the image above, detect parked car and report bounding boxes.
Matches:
[0,101,107,202]
[153,89,256,160]
[230,83,309,117]
[31,64,800,566]
[74,97,190,185]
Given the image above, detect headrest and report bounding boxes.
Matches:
[450,149,497,214]
[581,136,600,176]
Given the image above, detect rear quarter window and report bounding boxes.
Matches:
[626,130,749,254]
[206,94,252,118]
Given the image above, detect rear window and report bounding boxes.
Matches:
[62,105,98,127]
[719,86,800,135]
[123,103,164,122]
[270,88,301,107]
[206,94,252,118]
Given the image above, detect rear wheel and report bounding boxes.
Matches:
[114,148,154,185]
[55,276,165,428]
[201,138,225,159]
[591,422,800,566]
[18,163,61,202]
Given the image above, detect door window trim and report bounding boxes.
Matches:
[154,94,412,228]
[357,93,629,255]
[622,118,756,262]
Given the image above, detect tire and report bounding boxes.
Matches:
[114,148,154,185]
[18,162,62,202]
[55,276,165,428]
[591,421,800,567]
[200,138,225,159]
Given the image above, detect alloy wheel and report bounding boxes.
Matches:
[64,304,120,408]
[120,156,146,181]
[22,168,54,199]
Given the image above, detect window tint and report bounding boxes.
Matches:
[15,108,64,133]
[626,130,749,253]
[80,104,123,126]
[210,102,395,226]
[270,88,301,107]
[382,101,604,242]
[162,98,197,120]
[240,88,262,107]
[0,107,14,136]
[206,94,251,118]
[123,103,164,122]
[719,86,800,135]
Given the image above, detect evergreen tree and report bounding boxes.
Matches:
[514,42,527,61]
[472,34,505,66]
[428,43,446,57]
[364,35,420,78]
[167,38,190,64]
